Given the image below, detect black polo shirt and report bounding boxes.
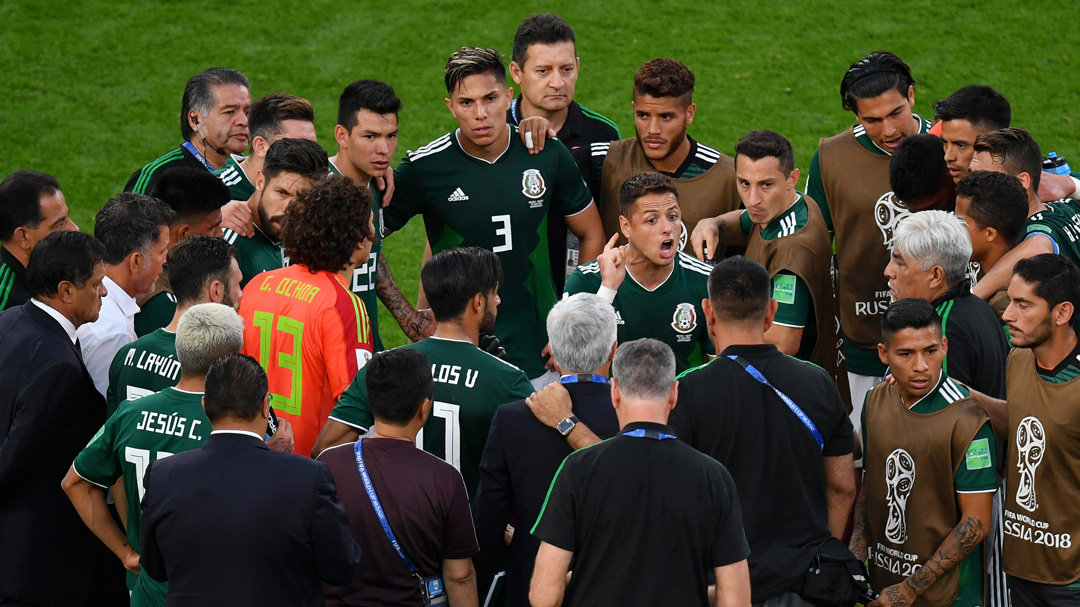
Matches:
[508,97,619,292]
[531,421,748,607]
[669,344,855,603]
[933,281,1009,398]
[0,246,30,312]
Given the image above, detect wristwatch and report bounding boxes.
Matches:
[556,415,580,436]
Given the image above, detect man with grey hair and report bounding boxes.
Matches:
[125,67,252,194]
[63,302,287,607]
[474,293,621,606]
[884,210,1008,398]
[530,338,751,607]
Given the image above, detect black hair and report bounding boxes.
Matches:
[26,231,106,298]
[421,247,503,322]
[634,58,695,101]
[262,138,329,183]
[93,193,175,265]
[707,256,771,322]
[1013,254,1080,322]
[249,92,315,142]
[881,298,942,344]
[512,13,576,67]
[839,51,915,113]
[734,130,795,175]
[365,349,435,426]
[933,85,1011,130]
[618,172,679,218]
[203,354,268,424]
[168,235,236,306]
[889,134,953,210]
[445,47,507,94]
[337,80,402,131]
[150,167,230,223]
[0,170,60,241]
[973,128,1043,193]
[180,67,249,141]
[955,171,1028,246]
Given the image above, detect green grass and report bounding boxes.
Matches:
[2,0,1076,348]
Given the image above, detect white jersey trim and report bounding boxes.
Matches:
[326,415,368,432]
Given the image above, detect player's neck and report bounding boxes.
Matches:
[1033,329,1079,370]
[649,135,692,174]
[329,153,374,186]
[979,244,1010,275]
[1027,193,1047,217]
[104,265,138,298]
[164,305,189,333]
[174,372,206,393]
[711,322,766,356]
[625,246,674,290]
[368,422,417,443]
[434,320,479,347]
[520,97,568,134]
[458,126,510,162]
[238,154,262,178]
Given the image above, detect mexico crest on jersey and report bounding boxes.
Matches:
[522,168,546,199]
[671,302,697,334]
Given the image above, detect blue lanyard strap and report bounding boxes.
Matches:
[354,440,418,574]
[181,141,217,172]
[620,428,677,440]
[560,374,611,385]
[727,355,824,450]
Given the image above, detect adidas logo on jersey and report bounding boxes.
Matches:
[614,310,625,325]
[448,187,469,202]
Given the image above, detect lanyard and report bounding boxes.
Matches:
[560,374,610,385]
[181,141,216,172]
[354,440,418,574]
[620,428,677,440]
[727,355,824,450]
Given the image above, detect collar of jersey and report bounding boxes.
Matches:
[853,114,931,157]
[761,193,806,239]
[625,253,678,292]
[453,127,512,165]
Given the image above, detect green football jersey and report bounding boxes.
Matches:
[385,127,594,378]
[327,336,533,499]
[564,251,715,373]
[213,154,255,201]
[331,161,386,351]
[1024,199,1080,267]
[223,224,288,288]
[106,329,181,418]
[73,388,209,603]
[134,291,176,337]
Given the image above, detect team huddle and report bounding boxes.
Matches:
[2,10,1080,607]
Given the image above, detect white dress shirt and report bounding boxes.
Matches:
[77,275,139,397]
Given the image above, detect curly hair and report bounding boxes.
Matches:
[634,58,695,102]
[280,175,372,273]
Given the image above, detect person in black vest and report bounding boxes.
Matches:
[0,231,112,607]
[530,338,750,607]
[474,292,621,605]
[140,354,360,607]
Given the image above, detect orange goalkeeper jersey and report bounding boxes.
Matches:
[239,264,373,457]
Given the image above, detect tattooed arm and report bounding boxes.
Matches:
[870,491,993,607]
[849,477,869,561]
[375,253,435,343]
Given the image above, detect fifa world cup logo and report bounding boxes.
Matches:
[874,192,910,248]
[1015,416,1046,512]
[885,449,916,544]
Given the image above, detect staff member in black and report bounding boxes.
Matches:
[0,231,111,607]
[530,338,750,607]
[474,293,621,606]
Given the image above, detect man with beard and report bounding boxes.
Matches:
[312,247,533,499]
[933,85,1011,185]
[223,137,328,287]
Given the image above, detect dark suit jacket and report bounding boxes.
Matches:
[140,431,361,607]
[0,301,107,607]
[474,380,620,607]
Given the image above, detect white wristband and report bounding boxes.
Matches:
[596,285,618,304]
[1069,176,1080,201]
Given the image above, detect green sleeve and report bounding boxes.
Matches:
[551,143,594,217]
[134,292,175,337]
[72,417,122,488]
[562,266,599,297]
[327,367,374,430]
[381,158,425,233]
[738,210,753,235]
[955,422,998,492]
[508,371,535,401]
[771,272,811,328]
[805,149,833,232]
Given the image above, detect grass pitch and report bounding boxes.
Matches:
[1,0,1076,348]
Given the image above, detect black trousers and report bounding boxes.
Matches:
[1008,574,1080,607]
